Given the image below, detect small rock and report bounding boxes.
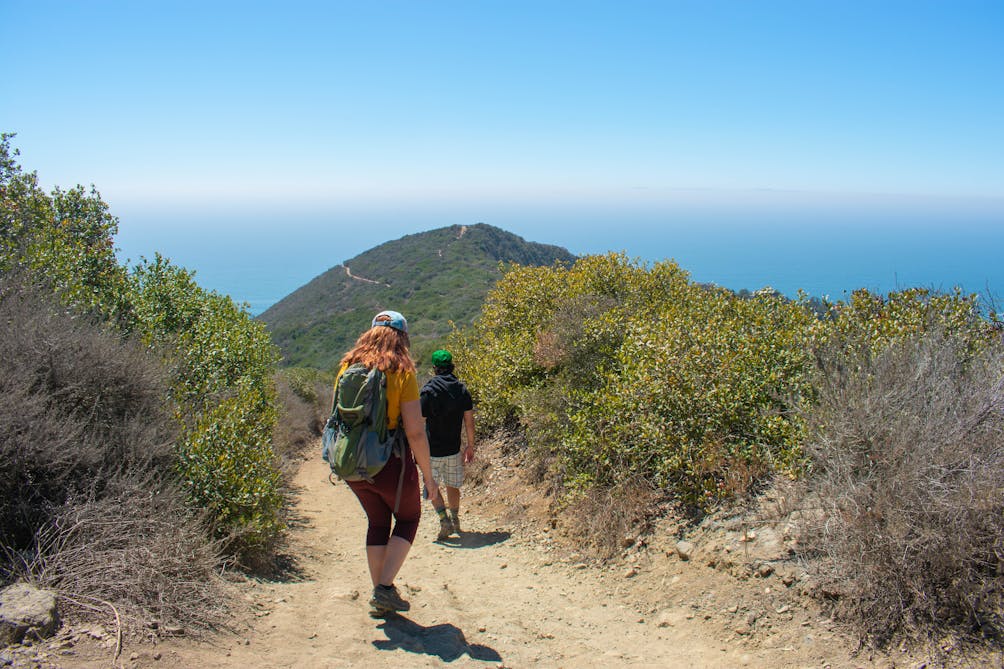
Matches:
[478,626,487,633]
[757,562,774,578]
[621,535,636,548]
[153,651,162,660]
[573,563,588,570]
[0,584,59,645]
[675,541,695,561]
[624,568,638,578]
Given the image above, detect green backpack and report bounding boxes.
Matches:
[321,363,400,482]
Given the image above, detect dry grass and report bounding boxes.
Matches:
[796,331,1004,646]
[272,370,329,464]
[20,483,228,632]
[0,276,228,634]
[558,476,662,558]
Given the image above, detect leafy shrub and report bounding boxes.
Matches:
[450,253,816,505]
[273,369,330,462]
[178,384,283,558]
[0,134,130,323]
[281,367,333,406]
[811,287,997,358]
[130,254,285,556]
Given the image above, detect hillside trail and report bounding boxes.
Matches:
[68,449,901,669]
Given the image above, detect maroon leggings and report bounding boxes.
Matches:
[346,452,421,546]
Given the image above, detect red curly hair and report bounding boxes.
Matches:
[340,323,415,374]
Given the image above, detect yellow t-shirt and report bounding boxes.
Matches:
[334,364,419,430]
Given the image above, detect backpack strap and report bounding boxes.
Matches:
[391,429,408,515]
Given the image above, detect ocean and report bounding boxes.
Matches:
[113,213,1004,318]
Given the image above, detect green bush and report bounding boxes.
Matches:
[0,133,130,323]
[178,383,283,555]
[450,253,816,505]
[129,254,284,555]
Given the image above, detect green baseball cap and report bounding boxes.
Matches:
[431,349,453,367]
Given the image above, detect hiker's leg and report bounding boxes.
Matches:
[381,452,421,546]
[347,480,393,586]
[441,452,465,531]
[446,486,461,511]
[347,483,393,543]
[378,536,412,586]
[365,545,386,587]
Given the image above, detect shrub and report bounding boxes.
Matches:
[130,254,285,557]
[178,384,284,560]
[0,133,130,324]
[2,136,285,567]
[273,368,331,462]
[450,253,816,506]
[799,328,1004,645]
[0,277,225,629]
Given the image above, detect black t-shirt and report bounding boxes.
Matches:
[420,373,474,457]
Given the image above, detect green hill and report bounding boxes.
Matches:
[258,223,576,370]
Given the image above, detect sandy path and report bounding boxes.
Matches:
[112,453,874,669]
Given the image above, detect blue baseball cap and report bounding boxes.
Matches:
[372,310,408,333]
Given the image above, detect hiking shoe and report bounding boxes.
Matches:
[449,510,461,533]
[370,584,410,613]
[437,517,454,541]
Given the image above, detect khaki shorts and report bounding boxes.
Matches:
[430,451,465,488]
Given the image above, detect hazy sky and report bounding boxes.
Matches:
[4,1,1003,307]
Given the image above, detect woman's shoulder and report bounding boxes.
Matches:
[382,365,414,381]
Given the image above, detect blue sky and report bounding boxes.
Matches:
[3,1,1003,309]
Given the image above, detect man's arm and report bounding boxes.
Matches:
[462,409,476,464]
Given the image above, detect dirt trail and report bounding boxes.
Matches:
[343,265,389,287]
[59,451,893,668]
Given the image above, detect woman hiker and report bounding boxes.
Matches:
[334,310,441,617]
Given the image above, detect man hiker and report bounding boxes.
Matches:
[421,349,475,541]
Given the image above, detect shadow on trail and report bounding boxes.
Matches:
[436,530,511,549]
[373,615,502,663]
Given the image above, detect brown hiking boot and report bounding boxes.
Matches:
[437,516,454,541]
[369,584,410,614]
